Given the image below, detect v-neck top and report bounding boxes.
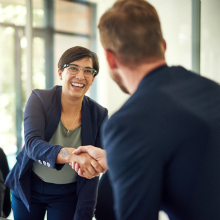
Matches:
[32,120,81,184]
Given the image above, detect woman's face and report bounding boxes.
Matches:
[58,57,95,100]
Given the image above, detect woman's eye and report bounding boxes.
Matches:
[85,70,92,74]
[70,67,77,71]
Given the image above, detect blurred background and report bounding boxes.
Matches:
[0,0,219,219]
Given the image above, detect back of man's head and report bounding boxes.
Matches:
[98,0,165,67]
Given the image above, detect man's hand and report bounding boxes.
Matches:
[71,145,108,177]
[70,152,104,179]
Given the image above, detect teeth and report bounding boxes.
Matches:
[71,82,84,88]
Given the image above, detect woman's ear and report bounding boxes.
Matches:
[58,68,62,80]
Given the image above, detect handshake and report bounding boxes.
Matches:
[68,145,108,179]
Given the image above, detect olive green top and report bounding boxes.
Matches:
[32,120,81,184]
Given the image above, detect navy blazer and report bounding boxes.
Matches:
[0,148,11,217]
[103,65,220,220]
[5,86,108,220]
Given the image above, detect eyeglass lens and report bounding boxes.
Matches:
[68,66,94,77]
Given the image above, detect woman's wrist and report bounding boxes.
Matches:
[56,147,75,164]
[70,148,76,163]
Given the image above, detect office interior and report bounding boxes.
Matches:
[0,0,219,219]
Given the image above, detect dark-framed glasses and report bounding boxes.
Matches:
[62,64,97,78]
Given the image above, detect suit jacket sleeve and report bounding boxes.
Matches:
[24,90,63,170]
[103,112,164,220]
[74,108,108,220]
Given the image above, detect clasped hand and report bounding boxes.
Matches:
[69,145,108,179]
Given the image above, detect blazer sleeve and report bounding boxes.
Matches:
[23,91,63,170]
[73,108,108,220]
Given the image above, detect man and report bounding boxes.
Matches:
[74,0,220,219]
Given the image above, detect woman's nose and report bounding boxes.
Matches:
[75,69,85,80]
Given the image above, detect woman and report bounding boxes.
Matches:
[5,46,108,220]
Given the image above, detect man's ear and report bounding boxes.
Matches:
[163,39,167,52]
[105,50,117,70]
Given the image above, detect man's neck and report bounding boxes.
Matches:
[119,59,167,94]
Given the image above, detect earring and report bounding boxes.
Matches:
[60,77,62,80]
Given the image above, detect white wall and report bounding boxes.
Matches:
[94,0,130,116]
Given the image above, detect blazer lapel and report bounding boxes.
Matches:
[81,96,94,146]
[45,87,62,142]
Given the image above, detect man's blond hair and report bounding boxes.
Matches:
[98,0,165,67]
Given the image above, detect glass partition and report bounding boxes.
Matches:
[0,26,17,156]
[0,0,95,164]
[54,0,91,34]
[201,0,220,83]
[0,0,26,26]
[33,0,44,28]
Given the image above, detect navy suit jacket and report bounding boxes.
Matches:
[5,86,108,220]
[103,65,220,220]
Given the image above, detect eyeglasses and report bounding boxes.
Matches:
[62,64,97,78]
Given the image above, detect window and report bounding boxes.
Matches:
[201,0,220,83]
[0,0,96,168]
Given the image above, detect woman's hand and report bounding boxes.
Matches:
[70,152,103,179]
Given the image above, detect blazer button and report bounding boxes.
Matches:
[43,161,46,166]
[38,160,42,164]
[46,162,50,167]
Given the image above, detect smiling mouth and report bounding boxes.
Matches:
[71,82,85,88]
